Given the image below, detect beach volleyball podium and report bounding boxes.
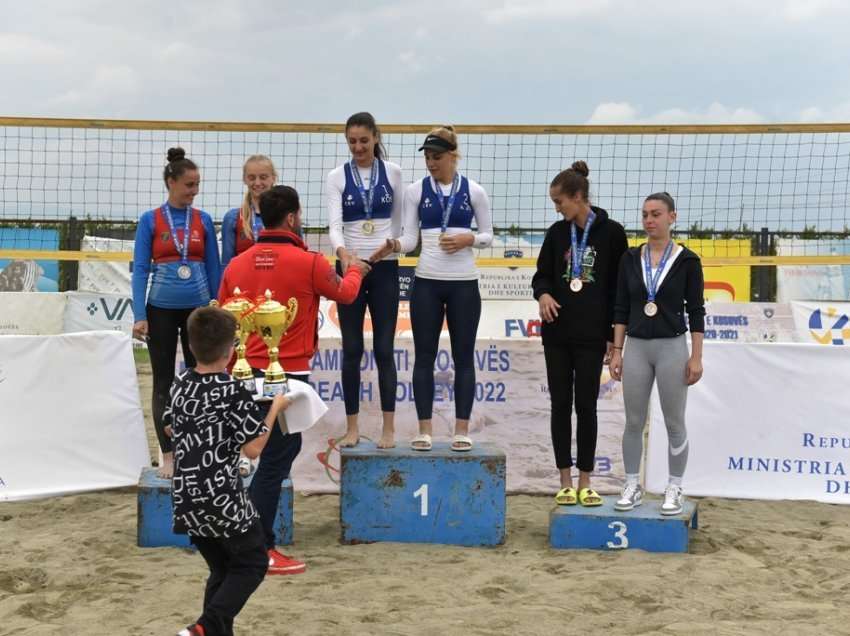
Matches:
[136,468,293,548]
[549,498,698,553]
[340,442,506,546]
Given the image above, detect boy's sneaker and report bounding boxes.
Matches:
[614,482,643,511]
[661,484,684,515]
[177,624,205,636]
[268,549,306,575]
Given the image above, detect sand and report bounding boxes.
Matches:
[2,359,849,635]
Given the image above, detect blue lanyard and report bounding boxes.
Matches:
[250,206,262,237]
[569,211,596,278]
[350,159,379,220]
[162,203,191,265]
[432,173,460,232]
[643,241,674,301]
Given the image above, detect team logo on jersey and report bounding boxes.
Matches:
[423,197,432,208]
[562,246,597,283]
[381,185,392,204]
[161,232,170,242]
[344,194,355,207]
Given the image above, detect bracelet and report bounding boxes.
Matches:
[613,346,623,350]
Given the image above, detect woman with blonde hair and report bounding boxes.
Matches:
[221,155,278,268]
[397,126,493,452]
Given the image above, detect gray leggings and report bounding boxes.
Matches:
[622,335,689,478]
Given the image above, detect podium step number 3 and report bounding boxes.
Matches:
[549,498,698,553]
[340,442,506,547]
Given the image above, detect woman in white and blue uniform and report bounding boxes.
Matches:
[398,126,493,452]
[326,112,405,449]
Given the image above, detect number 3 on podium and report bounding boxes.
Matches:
[607,521,629,549]
[413,484,428,516]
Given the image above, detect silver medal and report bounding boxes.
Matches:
[177,264,192,280]
[569,278,583,292]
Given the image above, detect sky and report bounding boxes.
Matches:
[2,0,850,125]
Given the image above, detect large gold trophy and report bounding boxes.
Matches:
[252,289,298,397]
[215,288,257,393]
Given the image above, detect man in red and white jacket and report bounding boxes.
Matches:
[219,185,369,575]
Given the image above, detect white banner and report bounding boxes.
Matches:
[646,342,850,503]
[791,301,850,347]
[78,235,133,294]
[290,336,626,495]
[0,292,66,335]
[64,291,135,336]
[0,331,150,501]
[776,238,850,302]
[703,302,797,344]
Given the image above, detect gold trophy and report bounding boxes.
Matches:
[252,289,298,397]
[216,288,258,394]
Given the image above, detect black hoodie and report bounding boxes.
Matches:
[531,206,628,344]
[613,244,706,339]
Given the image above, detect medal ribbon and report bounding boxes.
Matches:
[569,210,596,279]
[432,173,460,233]
[163,202,192,267]
[350,158,379,222]
[643,240,674,302]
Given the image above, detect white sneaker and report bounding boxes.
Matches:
[661,484,684,515]
[614,482,643,511]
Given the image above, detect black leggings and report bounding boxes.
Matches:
[336,260,399,415]
[410,277,481,421]
[147,304,197,453]
[543,341,605,472]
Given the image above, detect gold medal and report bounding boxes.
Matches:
[569,278,583,292]
[362,220,374,235]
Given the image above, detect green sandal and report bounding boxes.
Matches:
[578,487,603,507]
[555,487,577,506]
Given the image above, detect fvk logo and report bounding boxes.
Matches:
[88,298,133,321]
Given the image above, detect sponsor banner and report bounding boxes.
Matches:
[776,238,850,302]
[703,302,796,343]
[64,291,135,336]
[479,268,535,300]
[0,228,60,292]
[78,236,133,294]
[290,336,626,495]
[0,331,150,501]
[791,301,850,346]
[0,292,66,335]
[646,342,850,503]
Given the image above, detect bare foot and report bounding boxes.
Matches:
[338,431,360,448]
[377,431,396,449]
[156,452,174,479]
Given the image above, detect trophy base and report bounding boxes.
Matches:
[237,377,257,394]
[263,380,289,398]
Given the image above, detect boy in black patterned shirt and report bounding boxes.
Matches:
[167,306,290,636]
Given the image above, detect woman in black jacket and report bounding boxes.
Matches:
[532,161,628,506]
[609,192,705,516]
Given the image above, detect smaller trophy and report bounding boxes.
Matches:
[215,288,258,393]
[252,289,298,397]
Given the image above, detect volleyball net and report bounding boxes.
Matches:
[1,117,849,268]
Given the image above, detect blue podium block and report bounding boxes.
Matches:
[137,467,293,547]
[549,498,698,553]
[340,441,506,546]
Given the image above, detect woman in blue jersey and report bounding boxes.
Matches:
[132,148,221,478]
[220,155,278,269]
[398,126,493,452]
[327,112,405,449]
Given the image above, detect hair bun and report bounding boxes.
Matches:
[167,147,186,162]
[570,160,589,177]
[443,125,455,132]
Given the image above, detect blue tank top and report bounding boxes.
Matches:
[341,159,394,222]
[418,176,474,230]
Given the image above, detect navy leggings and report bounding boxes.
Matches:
[147,304,197,453]
[410,277,481,421]
[336,260,399,415]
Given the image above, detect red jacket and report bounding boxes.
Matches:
[219,229,362,373]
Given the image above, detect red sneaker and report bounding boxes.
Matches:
[267,549,306,575]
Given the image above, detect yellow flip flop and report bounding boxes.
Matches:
[555,487,577,506]
[578,487,603,507]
